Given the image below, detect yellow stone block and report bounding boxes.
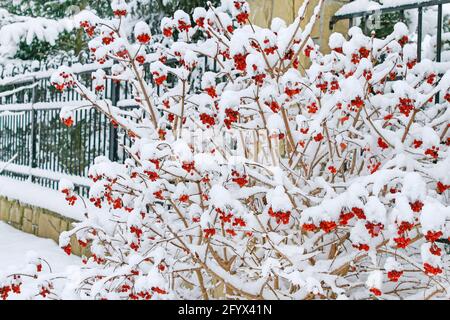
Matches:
[22,219,34,234]
[31,208,41,225]
[9,203,23,225]
[37,211,62,243]
[0,198,12,222]
[23,207,33,222]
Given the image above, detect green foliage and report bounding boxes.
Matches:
[0,0,111,62]
[1,0,220,63]
[0,0,112,19]
[158,0,220,14]
[14,32,77,62]
[361,11,408,39]
[375,12,407,39]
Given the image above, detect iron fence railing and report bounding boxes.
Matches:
[330,0,450,62]
[331,0,450,103]
[0,56,216,196]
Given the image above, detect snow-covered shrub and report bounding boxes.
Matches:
[2,0,450,300]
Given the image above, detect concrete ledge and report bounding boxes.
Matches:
[0,195,89,257]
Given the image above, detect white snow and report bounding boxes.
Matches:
[0,12,75,60]
[0,176,95,221]
[336,0,432,16]
[335,0,381,16]
[0,60,113,87]
[0,221,79,272]
[0,162,91,186]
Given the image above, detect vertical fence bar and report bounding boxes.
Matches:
[437,4,443,63]
[109,80,119,161]
[30,78,38,182]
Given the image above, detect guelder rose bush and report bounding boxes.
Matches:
[2,0,450,300]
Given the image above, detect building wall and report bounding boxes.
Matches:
[247,0,350,52]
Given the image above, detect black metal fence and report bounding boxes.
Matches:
[0,66,118,196]
[331,0,450,105]
[0,57,215,196]
[331,0,450,63]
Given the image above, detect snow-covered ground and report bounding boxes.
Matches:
[0,221,79,273]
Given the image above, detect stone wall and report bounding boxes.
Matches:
[0,196,89,256]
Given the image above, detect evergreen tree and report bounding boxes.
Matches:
[0,0,220,65]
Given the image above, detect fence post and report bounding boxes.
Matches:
[109,79,119,162]
[30,77,38,182]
